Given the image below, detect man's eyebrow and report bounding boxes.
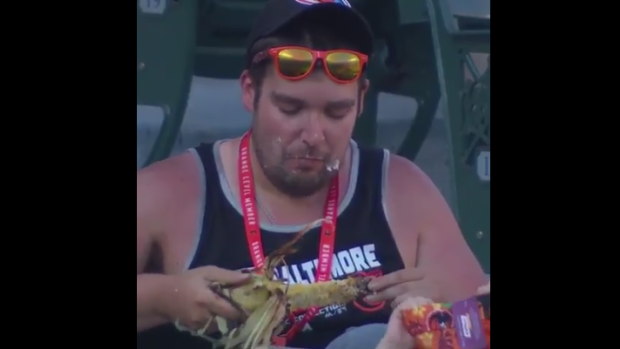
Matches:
[325,99,355,109]
[270,91,305,105]
[270,91,355,108]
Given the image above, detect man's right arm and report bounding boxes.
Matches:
[137,274,174,331]
[137,152,207,332]
[137,166,175,332]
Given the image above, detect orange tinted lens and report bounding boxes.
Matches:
[277,49,314,78]
[325,52,361,81]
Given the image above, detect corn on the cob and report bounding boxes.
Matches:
[175,219,373,349]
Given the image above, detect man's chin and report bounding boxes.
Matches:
[285,162,325,173]
[277,179,328,198]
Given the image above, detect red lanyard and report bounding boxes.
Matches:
[237,132,338,343]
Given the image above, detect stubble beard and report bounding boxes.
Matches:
[252,133,335,198]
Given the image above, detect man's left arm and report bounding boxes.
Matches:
[384,154,487,302]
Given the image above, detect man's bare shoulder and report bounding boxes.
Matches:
[137,152,200,196]
[383,152,449,243]
[386,153,437,197]
[137,152,203,235]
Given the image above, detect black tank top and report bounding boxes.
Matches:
[137,141,404,349]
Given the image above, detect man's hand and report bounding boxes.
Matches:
[376,296,433,349]
[366,268,443,307]
[157,266,250,331]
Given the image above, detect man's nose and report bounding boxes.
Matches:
[300,114,325,146]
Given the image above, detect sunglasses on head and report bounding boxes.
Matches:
[251,46,368,84]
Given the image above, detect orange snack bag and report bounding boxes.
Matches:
[401,294,490,349]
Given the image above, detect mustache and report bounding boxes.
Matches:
[286,155,326,161]
[283,147,329,161]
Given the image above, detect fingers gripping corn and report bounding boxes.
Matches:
[175,219,373,349]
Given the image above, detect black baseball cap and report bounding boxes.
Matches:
[246,0,374,60]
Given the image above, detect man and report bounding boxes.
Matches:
[136,0,487,348]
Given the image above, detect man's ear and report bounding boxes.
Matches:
[240,70,255,112]
[357,78,370,117]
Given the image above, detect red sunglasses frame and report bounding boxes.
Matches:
[251,46,368,84]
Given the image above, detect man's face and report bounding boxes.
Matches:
[241,66,368,198]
